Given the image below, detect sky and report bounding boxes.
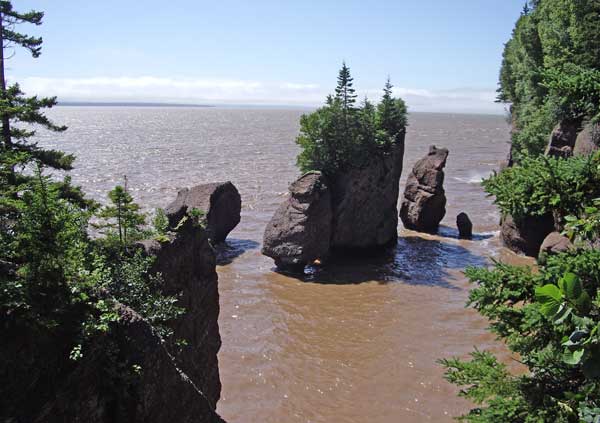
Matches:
[9,0,525,114]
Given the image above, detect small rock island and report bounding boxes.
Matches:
[262,64,407,271]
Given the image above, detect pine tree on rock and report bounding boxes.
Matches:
[335,62,357,110]
[377,77,407,148]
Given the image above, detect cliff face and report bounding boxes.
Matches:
[330,139,405,249]
[1,209,225,422]
[140,217,222,407]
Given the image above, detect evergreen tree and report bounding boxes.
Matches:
[0,1,71,192]
[335,62,357,110]
[377,77,407,147]
[96,183,146,246]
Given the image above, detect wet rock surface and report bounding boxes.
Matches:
[457,212,473,239]
[400,145,449,233]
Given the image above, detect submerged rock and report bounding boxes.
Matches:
[456,212,473,239]
[545,119,581,158]
[330,140,405,250]
[400,145,449,233]
[500,214,555,257]
[262,171,332,270]
[165,182,241,244]
[574,122,600,157]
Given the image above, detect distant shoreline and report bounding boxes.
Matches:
[58,101,215,108]
[55,101,505,116]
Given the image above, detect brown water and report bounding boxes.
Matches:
[36,106,528,422]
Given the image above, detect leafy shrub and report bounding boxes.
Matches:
[442,247,600,422]
[296,64,407,175]
[482,153,600,224]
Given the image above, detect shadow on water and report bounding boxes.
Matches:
[275,235,488,289]
[214,238,260,265]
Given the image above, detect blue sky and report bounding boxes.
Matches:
[10,0,524,113]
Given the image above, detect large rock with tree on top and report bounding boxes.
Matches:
[262,64,407,271]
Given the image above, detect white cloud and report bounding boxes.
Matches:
[15,75,506,114]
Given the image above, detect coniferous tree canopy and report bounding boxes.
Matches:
[443,2,600,421]
[0,3,183,418]
[296,64,407,174]
[497,0,600,158]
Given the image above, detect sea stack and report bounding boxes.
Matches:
[165,182,241,244]
[456,212,473,239]
[262,140,405,272]
[400,145,449,233]
[262,172,332,271]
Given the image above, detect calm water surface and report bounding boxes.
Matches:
[36,106,529,423]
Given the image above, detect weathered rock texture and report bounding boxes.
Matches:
[262,140,405,270]
[166,182,241,244]
[500,214,555,257]
[400,146,449,233]
[262,171,332,270]
[457,212,473,239]
[574,122,600,157]
[330,141,405,249]
[1,202,225,422]
[539,231,574,261]
[139,217,222,408]
[545,119,581,158]
[28,304,225,423]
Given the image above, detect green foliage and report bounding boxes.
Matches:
[296,64,407,175]
[95,184,147,246]
[564,198,600,245]
[443,247,600,422]
[482,153,600,224]
[498,0,600,159]
[0,2,185,414]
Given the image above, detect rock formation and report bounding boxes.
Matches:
[330,140,405,249]
[165,182,241,244]
[538,231,574,262]
[500,214,555,257]
[456,212,473,239]
[574,122,600,157]
[262,171,332,270]
[545,119,581,158]
[1,195,226,423]
[262,140,405,271]
[400,146,449,233]
[139,216,222,408]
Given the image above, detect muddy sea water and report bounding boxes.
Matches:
[36,106,531,423]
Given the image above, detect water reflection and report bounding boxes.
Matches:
[270,233,487,289]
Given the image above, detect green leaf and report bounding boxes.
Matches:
[563,348,585,365]
[561,272,582,300]
[535,284,563,317]
[554,305,572,324]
